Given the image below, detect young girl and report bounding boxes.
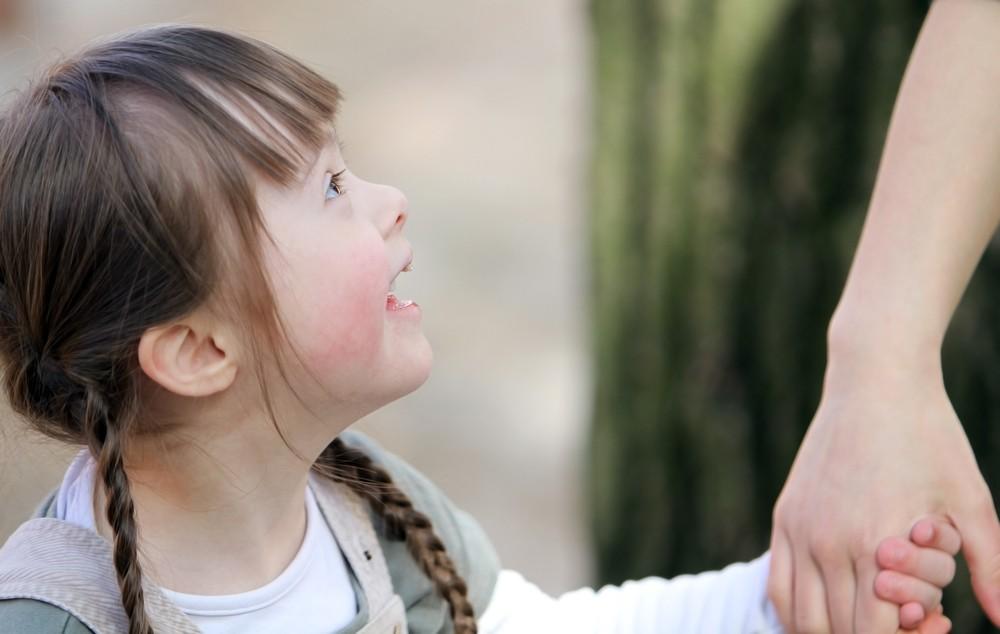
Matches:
[0,24,960,634]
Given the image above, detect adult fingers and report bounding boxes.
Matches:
[952,490,1000,626]
[819,557,857,634]
[768,530,795,631]
[794,551,832,633]
[855,555,900,634]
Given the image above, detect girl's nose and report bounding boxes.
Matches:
[378,185,408,237]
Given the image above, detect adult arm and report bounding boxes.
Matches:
[768,0,1000,632]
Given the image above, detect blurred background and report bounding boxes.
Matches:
[1,0,997,632]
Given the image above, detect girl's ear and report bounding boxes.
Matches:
[137,310,238,397]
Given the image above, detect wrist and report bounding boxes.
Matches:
[826,304,944,384]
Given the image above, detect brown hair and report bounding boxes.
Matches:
[0,23,475,634]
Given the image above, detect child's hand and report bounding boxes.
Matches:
[875,516,961,632]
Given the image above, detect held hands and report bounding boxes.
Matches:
[767,350,1000,633]
[875,516,960,633]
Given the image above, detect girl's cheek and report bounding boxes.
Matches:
[295,249,385,374]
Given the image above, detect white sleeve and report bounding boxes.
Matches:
[477,551,785,634]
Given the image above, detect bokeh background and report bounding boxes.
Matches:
[1,1,997,632]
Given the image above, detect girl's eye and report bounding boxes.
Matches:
[326,169,347,200]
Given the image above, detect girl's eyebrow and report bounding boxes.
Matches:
[300,128,341,185]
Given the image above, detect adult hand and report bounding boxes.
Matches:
[764,0,1000,630]
[767,346,1000,633]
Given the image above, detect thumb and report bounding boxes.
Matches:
[952,490,1000,626]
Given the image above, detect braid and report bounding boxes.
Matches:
[89,388,154,634]
[316,438,478,634]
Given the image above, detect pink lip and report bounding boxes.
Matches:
[386,294,419,312]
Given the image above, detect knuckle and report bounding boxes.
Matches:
[811,535,847,564]
[848,531,882,562]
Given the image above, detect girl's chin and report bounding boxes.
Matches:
[403,340,434,390]
[383,337,433,399]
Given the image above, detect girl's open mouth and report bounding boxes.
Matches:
[386,293,415,310]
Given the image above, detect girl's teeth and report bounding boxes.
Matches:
[386,293,415,310]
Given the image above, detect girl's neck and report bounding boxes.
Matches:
[93,407,336,595]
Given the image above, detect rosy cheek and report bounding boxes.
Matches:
[291,246,386,376]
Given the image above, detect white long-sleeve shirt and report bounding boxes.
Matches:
[479,553,784,633]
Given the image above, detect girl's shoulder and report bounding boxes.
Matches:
[337,430,502,630]
[0,598,93,633]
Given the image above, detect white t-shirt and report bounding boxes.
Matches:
[54,450,359,634]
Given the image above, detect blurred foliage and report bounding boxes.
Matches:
[587,0,998,630]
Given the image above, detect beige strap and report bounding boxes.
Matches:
[0,518,201,634]
[360,593,408,634]
[309,474,408,633]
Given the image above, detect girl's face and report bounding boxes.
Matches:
[255,130,432,419]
